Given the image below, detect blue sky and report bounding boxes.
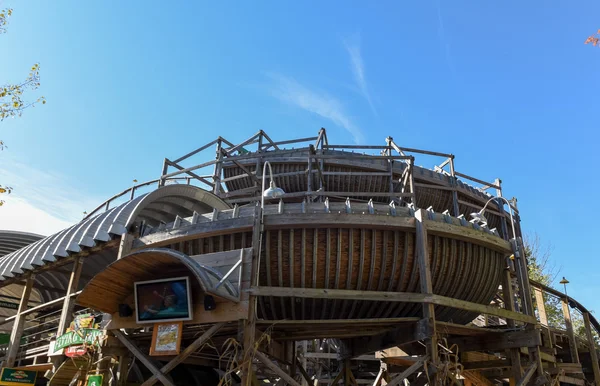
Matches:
[1,2,599,309]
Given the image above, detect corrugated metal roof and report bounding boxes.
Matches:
[0,185,230,283]
[0,231,44,258]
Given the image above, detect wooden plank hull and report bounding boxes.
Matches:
[162,224,505,324]
[258,227,504,324]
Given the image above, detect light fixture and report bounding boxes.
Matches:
[261,161,285,201]
[204,295,217,311]
[560,276,570,298]
[469,210,488,227]
[263,181,285,199]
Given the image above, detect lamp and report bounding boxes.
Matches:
[118,304,133,317]
[204,295,217,311]
[263,181,285,199]
[469,210,489,227]
[261,161,285,210]
[470,196,517,255]
[560,276,570,297]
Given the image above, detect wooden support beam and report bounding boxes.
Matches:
[242,203,262,386]
[117,355,131,386]
[448,329,542,352]
[247,287,536,324]
[113,330,175,386]
[372,364,385,386]
[583,312,600,385]
[51,256,84,371]
[515,361,537,386]
[55,257,83,335]
[562,298,580,364]
[117,233,134,260]
[345,321,429,358]
[4,274,35,368]
[557,374,585,386]
[141,322,225,386]
[414,209,437,365]
[463,359,511,370]
[502,268,523,385]
[534,287,548,326]
[385,357,427,386]
[295,357,313,385]
[255,351,302,386]
[328,369,344,386]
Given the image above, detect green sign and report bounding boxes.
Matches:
[86,374,103,386]
[0,368,37,385]
[0,300,18,310]
[54,329,103,352]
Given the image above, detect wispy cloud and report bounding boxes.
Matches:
[344,37,377,116]
[435,0,456,78]
[266,73,365,144]
[0,157,102,236]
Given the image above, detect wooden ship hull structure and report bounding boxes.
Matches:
[0,129,596,386]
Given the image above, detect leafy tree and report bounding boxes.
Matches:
[586,30,600,47]
[525,234,564,329]
[526,234,600,346]
[0,7,45,206]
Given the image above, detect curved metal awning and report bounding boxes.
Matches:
[0,185,230,305]
[0,231,44,258]
[77,248,244,314]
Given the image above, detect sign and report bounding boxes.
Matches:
[65,345,88,357]
[86,374,103,386]
[54,329,103,352]
[0,300,18,310]
[54,313,102,352]
[0,368,37,386]
[150,321,183,356]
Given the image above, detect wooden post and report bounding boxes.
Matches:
[302,341,309,386]
[117,233,134,260]
[343,358,351,386]
[213,139,223,195]
[117,355,132,386]
[159,158,168,187]
[56,257,84,337]
[51,257,84,372]
[449,157,460,217]
[242,203,262,386]
[5,274,35,367]
[494,179,510,241]
[533,287,548,326]
[562,298,580,364]
[408,159,416,207]
[286,341,297,379]
[414,210,438,365]
[583,312,600,385]
[502,269,522,385]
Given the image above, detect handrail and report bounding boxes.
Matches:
[529,279,600,338]
[84,177,192,220]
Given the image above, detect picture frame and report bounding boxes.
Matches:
[134,276,193,324]
[150,321,183,356]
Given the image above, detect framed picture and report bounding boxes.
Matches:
[150,321,183,356]
[134,276,193,324]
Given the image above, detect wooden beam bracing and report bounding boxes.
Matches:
[255,351,302,386]
[4,274,35,367]
[113,330,175,386]
[247,287,537,325]
[141,322,225,386]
